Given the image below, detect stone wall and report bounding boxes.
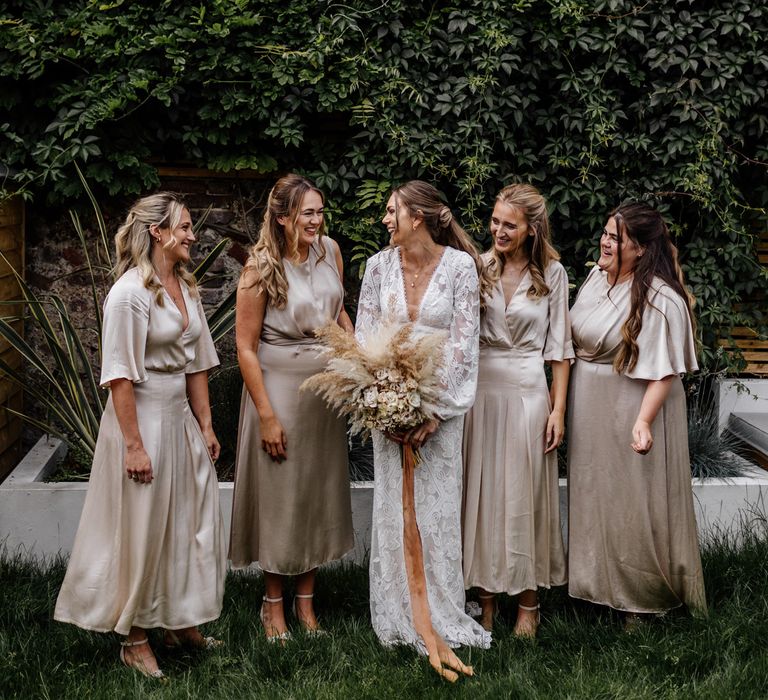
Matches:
[21,172,274,458]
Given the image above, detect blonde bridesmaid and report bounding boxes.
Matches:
[567,202,706,625]
[229,174,354,641]
[55,193,225,679]
[462,184,573,636]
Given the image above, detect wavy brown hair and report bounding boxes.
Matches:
[391,180,493,303]
[243,173,327,308]
[113,192,198,304]
[484,183,560,299]
[608,202,697,373]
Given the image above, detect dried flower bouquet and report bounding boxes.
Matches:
[301,319,445,440]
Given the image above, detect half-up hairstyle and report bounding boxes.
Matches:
[391,180,494,304]
[113,192,197,304]
[485,183,560,299]
[609,202,697,374]
[243,173,327,308]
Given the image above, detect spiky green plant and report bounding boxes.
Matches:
[688,397,748,479]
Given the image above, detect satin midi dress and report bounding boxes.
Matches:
[228,237,353,574]
[567,266,706,615]
[54,267,226,635]
[462,259,573,595]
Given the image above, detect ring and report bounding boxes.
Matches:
[132,475,139,481]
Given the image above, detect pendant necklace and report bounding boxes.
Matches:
[404,251,437,288]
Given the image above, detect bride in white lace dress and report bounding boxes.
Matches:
[355,181,491,657]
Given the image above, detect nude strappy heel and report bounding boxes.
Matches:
[292,592,328,636]
[260,595,292,644]
[119,637,167,681]
[514,603,541,639]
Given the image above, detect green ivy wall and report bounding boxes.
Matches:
[1,0,766,371]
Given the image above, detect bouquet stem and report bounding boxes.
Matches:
[401,443,473,682]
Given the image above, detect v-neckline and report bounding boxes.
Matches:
[398,246,447,322]
[502,268,530,310]
[159,277,190,333]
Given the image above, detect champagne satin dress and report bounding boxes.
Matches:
[229,237,353,574]
[462,259,573,595]
[54,267,225,634]
[567,266,706,615]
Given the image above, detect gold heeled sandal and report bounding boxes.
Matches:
[119,637,167,681]
[292,592,328,637]
[260,595,292,644]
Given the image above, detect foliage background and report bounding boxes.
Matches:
[1,0,767,371]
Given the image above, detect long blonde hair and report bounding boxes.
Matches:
[113,192,198,304]
[243,174,327,308]
[391,180,493,304]
[485,183,560,299]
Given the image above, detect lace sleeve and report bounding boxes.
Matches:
[355,253,383,341]
[437,253,480,420]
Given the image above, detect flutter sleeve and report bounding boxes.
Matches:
[543,261,575,362]
[624,282,698,381]
[99,280,150,387]
[436,252,480,420]
[186,294,219,374]
[355,253,383,341]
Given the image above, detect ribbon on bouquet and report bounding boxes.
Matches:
[401,443,473,682]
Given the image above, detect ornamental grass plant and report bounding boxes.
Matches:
[2,514,768,699]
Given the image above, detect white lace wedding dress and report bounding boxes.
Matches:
[356,246,491,652]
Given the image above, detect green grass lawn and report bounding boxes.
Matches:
[2,521,768,699]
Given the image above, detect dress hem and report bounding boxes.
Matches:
[465,578,568,597]
[54,611,222,636]
[228,542,354,576]
[567,591,685,615]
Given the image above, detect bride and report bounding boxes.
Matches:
[355,181,491,672]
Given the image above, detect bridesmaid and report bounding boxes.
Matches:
[567,202,706,625]
[55,193,225,679]
[462,184,573,636]
[229,174,354,641]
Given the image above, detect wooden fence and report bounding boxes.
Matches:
[0,197,24,482]
[719,230,768,376]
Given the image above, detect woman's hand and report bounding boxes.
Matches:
[544,409,565,454]
[201,426,221,462]
[631,419,653,455]
[125,445,153,484]
[260,415,288,462]
[404,419,440,451]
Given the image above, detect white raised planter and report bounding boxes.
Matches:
[0,436,373,565]
[1,436,767,562]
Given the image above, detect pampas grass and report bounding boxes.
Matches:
[301,321,446,438]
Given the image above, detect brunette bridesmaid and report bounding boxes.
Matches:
[567,202,706,625]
